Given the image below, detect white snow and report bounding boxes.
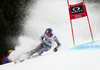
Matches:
[1,0,100,70]
[1,41,100,70]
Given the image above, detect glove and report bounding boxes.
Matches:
[53,47,58,52]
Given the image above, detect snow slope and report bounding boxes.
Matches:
[1,0,100,70]
[1,40,100,70]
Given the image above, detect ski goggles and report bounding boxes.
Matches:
[45,33,51,37]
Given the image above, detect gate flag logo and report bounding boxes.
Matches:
[71,5,84,15]
[69,2,87,20]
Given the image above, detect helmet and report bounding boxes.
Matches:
[45,28,52,37]
[8,50,13,53]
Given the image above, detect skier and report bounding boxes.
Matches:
[27,28,61,58]
[2,50,13,64]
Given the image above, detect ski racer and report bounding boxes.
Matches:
[27,28,61,58]
[2,50,13,64]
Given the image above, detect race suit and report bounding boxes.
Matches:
[28,33,61,56]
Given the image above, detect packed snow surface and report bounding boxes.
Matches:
[1,40,100,70]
